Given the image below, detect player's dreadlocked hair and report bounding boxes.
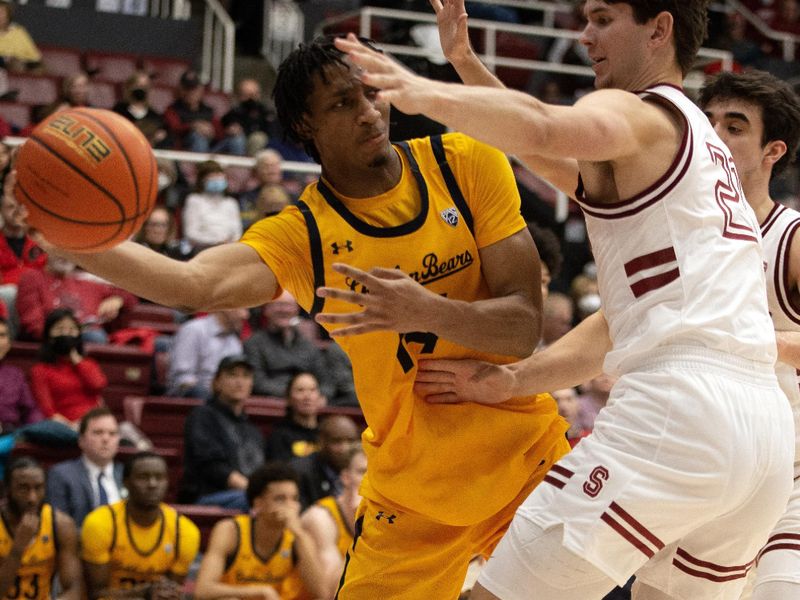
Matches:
[273,35,382,164]
[605,1,711,75]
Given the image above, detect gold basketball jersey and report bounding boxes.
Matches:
[242,133,568,525]
[220,515,297,592]
[316,496,354,558]
[0,504,56,600]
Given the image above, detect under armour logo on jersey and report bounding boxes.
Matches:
[375,511,397,524]
[440,207,459,227]
[331,240,354,254]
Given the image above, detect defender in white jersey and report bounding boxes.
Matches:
[335,1,795,599]
[700,70,800,600]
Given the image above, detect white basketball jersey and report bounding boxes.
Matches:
[575,84,775,375]
[760,202,800,458]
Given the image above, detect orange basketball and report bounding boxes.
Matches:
[14,107,157,252]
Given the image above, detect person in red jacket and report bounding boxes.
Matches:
[0,187,46,336]
[30,308,107,430]
[16,254,137,343]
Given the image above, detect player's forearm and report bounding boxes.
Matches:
[65,242,207,311]
[449,50,505,88]
[0,550,24,598]
[427,293,539,358]
[507,310,611,395]
[293,530,329,600]
[776,331,800,368]
[193,581,270,600]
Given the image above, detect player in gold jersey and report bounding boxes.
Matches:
[0,457,81,600]
[81,452,200,600]
[43,35,569,599]
[194,463,325,600]
[300,447,366,598]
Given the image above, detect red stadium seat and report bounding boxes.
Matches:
[0,102,30,131]
[170,504,239,551]
[7,74,59,106]
[39,46,83,78]
[142,57,191,88]
[85,51,139,84]
[87,80,118,109]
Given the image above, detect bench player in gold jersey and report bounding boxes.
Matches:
[0,456,82,600]
[38,35,570,598]
[80,452,200,600]
[300,447,366,598]
[194,463,325,600]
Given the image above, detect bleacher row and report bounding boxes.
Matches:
[4,304,366,549]
[0,46,233,133]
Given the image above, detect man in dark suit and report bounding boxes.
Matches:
[46,407,124,526]
[290,414,360,509]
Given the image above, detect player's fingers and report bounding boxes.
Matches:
[429,0,443,14]
[330,262,381,288]
[423,392,463,404]
[418,358,467,374]
[414,368,456,384]
[316,286,368,305]
[327,323,382,337]
[314,310,369,325]
[369,266,407,280]
[413,381,455,397]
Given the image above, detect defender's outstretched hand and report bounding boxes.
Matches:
[415,358,515,404]
[334,34,442,115]
[315,263,442,336]
[430,0,472,64]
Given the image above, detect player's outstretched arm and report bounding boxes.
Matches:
[335,35,669,165]
[417,309,611,404]
[54,512,83,600]
[62,241,278,313]
[316,228,541,357]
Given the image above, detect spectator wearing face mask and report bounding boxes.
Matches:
[214,78,277,157]
[182,160,242,250]
[30,308,106,431]
[112,71,169,149]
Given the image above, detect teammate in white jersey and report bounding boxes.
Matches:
[700,70,800,600]
[336,1,795,599]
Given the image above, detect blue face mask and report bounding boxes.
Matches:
[204,179,228,194]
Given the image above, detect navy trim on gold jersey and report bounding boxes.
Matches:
[315,142,429,238]
[224,519,241,572]
[108,505,117,553]
[298,200,326,317]
[430,134,474,235]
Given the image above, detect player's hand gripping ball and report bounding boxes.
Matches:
[14,107,157,252]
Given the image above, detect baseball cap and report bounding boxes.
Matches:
[215,354,253,376]
[180,70,201,89]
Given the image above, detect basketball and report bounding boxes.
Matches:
[14,107,157,252]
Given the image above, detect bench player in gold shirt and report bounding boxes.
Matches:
[300,447,366,598]
[45,35,570,599]
[80,452,200,600]
[0,457,82,600]
[194,463,325,600]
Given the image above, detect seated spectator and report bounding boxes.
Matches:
[16,254,137,343]
[167,308,247,398]
[134,206,195,262]
[289,415,360,509]
[215,78,274,157]
[551,387,590,448]
[30,308,106,430]
[321,341,358,407]
[46,407,123,526]
[47,71,90,115]
[300,447,366,599]
[0,189,47,335]
[244,291,333,399]
[182,160,242,249]
[0,457,82,600]
[193,462,326,600]
[264,371,325,462]
[81,451,200,600]
[112,71,168,148]
[0,316,42,433]
[238,148,295,229]
[0,0,41,73]
[527,222,563,302]
[163,69,221,152]
[180,355,265,511]
[540,291,574,348]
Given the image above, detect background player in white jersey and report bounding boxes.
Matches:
[700,69,800,600]
[336,1,795,599]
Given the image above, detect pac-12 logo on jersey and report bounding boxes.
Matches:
[440,207,459,227]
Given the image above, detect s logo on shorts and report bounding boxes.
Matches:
[583,466,610,498]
